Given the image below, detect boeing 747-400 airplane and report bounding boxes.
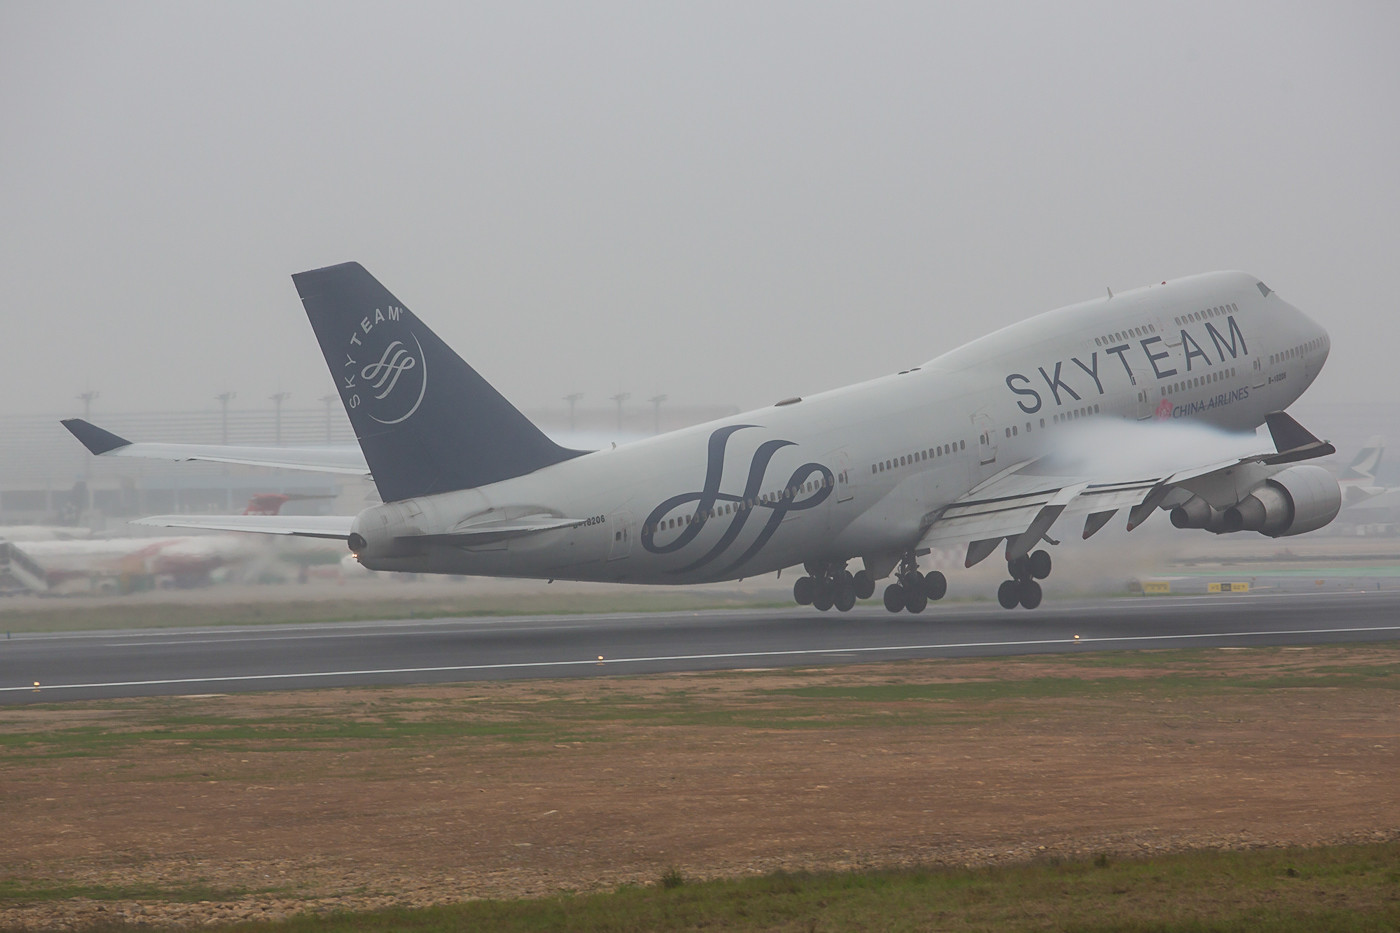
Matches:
[65,263,1339,611]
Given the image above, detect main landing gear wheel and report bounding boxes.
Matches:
[999,549,1051,609]
[852,569,876,600]
[794,564,860,613]
[997,579,1020,610]
[882,554,948,614]
[832,569,857,612]
[1018,578,1042,609]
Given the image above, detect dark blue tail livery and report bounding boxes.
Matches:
[293,262,584,502]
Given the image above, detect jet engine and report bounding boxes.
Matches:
[1221,465,1341,537]
[1169,495,1230,534]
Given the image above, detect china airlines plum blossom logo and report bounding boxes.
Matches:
[1155,397,1174,420]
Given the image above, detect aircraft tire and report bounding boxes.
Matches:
[813,588,835,611]
[793,576,815,606]
[834,584,856,612]
[904,588,928,614]
[1008,555,1031,581]
[1018,579,1043,609]
[883,583,905,613]
[997,580,1020,609]
[852,569,876,600]
[1029,550,1052,580]
[923,570,947,601]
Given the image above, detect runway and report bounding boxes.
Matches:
[3,590,1400,704]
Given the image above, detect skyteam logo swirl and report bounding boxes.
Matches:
[642,424,834,576]
[340,306,429,425]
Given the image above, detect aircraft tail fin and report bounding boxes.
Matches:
[292,262,585,502]
[1341,436,1384,482]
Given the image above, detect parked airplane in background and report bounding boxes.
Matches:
[0,525,92,542]
[1334,437,1400,522]
[0,495,315,594]
[1339,437,1388,506]
[65,263,1339,611]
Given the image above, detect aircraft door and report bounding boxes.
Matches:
[829,449,854,503]
[1136,388,1155,421]
[608,510,633,561]
[973,412,997,465]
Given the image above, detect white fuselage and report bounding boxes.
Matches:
[350,272,1330,582]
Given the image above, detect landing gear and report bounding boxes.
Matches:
[852,569,876,600]
[794,564,859,613]
[999,549,1050,609]
[881,553,948,614]
[794,553,949,614]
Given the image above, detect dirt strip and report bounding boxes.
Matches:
[2,646,1398,930]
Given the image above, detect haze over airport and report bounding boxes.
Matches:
[2,1,1396,423]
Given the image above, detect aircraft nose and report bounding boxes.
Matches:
[1299,306,1330,370]
[1285,298,1331,380]
[1315,323,1331,370]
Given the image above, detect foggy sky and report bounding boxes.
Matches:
[3,1,1397,425]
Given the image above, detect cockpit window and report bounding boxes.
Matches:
[1257,281,1273,297]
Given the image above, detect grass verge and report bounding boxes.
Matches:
[27,843,1400,932]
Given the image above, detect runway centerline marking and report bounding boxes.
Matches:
[6,624,1400,696]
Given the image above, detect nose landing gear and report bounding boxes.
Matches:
[997,549,1051,609]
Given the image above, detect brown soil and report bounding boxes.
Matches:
[2,645,1398,930]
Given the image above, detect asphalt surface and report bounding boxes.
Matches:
[3,590,1399,704]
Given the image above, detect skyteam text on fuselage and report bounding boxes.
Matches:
[64,264,1339,612]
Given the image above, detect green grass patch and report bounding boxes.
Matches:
[185,842,1400,932]
[7,645,1400,763]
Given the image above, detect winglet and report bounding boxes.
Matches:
[1263,412,1336,465]
[61,418,133,455]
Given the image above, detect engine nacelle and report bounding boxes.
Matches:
[1222,465,1342,538]
[347,500,431,565]
[1169,495,1231,534]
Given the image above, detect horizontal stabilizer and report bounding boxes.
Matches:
[62,418,132,455]
[62,419,370,475]
[130,514,356,540]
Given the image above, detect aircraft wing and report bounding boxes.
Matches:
[916,412,1336,566]
[61,419,369,475]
